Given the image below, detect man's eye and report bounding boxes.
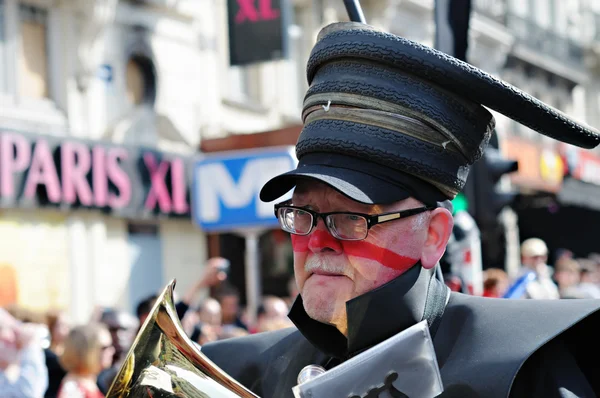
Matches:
[346,214,361,221]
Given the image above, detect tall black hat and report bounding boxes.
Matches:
[260,22,600,206]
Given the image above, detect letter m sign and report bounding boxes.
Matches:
[192,147,297,232]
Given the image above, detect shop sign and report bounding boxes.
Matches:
[539,149,564,185]
[561,145,600,186]
[502,137,563,192]
[0,130,192,219]
[227,0,287,66]
[193,147,296,232]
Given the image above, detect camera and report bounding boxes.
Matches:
[217,259,230,274]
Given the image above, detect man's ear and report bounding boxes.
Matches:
[421,208,454,269]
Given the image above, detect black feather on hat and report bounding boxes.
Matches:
[261,22,600,206]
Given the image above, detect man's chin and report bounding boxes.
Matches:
[301,278,352,326]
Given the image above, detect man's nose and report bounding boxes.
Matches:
[307,220,343,253]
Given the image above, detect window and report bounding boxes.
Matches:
[125,55,156,106]
[18,4,49,99]
[509,0,529,17]
[127,59,145,105]
[227,64,260,104]
[532,0,551,28]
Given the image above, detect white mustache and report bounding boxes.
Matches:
[305,256,351,277]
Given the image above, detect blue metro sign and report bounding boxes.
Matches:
[192,147,297,232]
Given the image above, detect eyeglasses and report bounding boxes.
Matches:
[274,201,434,241]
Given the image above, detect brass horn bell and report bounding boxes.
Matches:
[106,280,259,397]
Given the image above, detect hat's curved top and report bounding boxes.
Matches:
[307,22,600,149]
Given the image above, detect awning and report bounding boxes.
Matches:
[557,177,600,211]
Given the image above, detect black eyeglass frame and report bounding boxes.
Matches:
[273,201,435,240]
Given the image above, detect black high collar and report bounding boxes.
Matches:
[288,264,448,360]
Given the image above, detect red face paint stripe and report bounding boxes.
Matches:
[343,240,417,272]
[290,231,417,272]
[291,234,309,252]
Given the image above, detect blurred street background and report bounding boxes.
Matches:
[1,0,600,396]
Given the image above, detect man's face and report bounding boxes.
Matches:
[99,328,116,370]
[291,182,430,333]
[522,254,547,269]
[102,312,137,360]
[220,295,239,323]
[554,269,579,289]
[199,299,222,326]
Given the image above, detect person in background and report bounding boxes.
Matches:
[197,298,222,328]
[254,296,292,333]
[190,322,220,346]
[187,298,223,346]
[96,310,137,395]
[57,324,114,398]
[482,268,509,298]
[217,325,249,341]
[0,308,49,398]
[554,248,574,265]
[98,309,137,368]
[518,238,560,299]
[45,311,70,356]
[578,259,600,284]
[553,258,581,297]
[562,259,600,299]
[135,295,158,330]
[215,284,248,331]
[44,310,70,397]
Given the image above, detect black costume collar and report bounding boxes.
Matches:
[288,264,449,360]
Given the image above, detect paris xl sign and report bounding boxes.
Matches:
[0,130,193,219]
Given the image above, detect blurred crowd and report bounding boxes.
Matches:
[475,238,600,300]
[0,258,297,397]
[2,247,599,397]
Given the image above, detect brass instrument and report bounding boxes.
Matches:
[106,280,259,397]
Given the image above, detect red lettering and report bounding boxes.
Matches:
[235,0,258,23]
[106,148,131,208]
[259,0,279,20]
[0,133,31,198]
[170,158,188,214]
[23,139,62,203]
[61,142,93,206]
[291,230,417,272]
[143,154,172,213]
[235,0,279,23]
[92,146,108,207]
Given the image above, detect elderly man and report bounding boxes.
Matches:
[203,23,600,397]
[0,308,48,398]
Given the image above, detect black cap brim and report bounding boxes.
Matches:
[259,153,447,205]
[260,166,409,205]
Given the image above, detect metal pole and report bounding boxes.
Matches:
[343,0,366,23]
[244,232,261,329]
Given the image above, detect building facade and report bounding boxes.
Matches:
[0,0,214,323]
[2,0,598,320]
